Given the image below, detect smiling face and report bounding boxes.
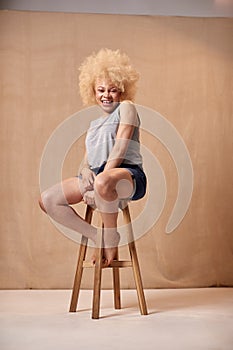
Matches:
[94,79,122,114]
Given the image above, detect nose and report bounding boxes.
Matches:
[103,90,110,98]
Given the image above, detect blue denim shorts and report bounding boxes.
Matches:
[93,163,147,201]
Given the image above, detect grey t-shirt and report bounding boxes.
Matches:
[85,104,143,170]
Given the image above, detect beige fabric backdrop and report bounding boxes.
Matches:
[0,10,232,289]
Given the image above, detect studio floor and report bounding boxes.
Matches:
[0,288,232,350]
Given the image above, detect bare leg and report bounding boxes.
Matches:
[94,169,134,266]
[39,177,97,243]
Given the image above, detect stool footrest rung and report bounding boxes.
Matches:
[83,260,132,268]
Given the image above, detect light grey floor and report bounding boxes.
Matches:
[0,288,233,350]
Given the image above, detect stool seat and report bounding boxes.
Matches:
[69,204,148,319]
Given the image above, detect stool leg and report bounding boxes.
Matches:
[123,206,148,315]
[69,206,93,312]
[112,248,121,309]
[92,224,103,319]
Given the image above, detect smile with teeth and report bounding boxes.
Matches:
[102,100,113,105]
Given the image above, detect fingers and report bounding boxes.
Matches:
[88,172,96,186]
[83,182,93,192]
[81,170,96,192]
[83,190,95,206]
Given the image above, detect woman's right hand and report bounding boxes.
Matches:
[79,167,96,196]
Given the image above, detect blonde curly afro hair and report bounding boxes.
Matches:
[78,48,139,106]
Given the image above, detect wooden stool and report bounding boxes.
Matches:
[69,204,148,319]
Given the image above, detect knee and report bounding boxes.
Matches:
[38,190,55,215]
[94,173,114,200]
[38,195,46,213]
[94,172,134,201]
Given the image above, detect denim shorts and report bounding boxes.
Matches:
[92,162,147,201]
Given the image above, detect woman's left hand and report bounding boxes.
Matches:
[78,168,95,197]
[83,190,95,206]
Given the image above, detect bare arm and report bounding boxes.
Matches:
[79,152,96,193]
[104,101,138,171]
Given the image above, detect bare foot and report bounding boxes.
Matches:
[91,230,120,267]
[103,231,120,267]
[91,250,106,265]
[102,247,118,267]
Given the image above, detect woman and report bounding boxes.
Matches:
[39,48,147,266]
